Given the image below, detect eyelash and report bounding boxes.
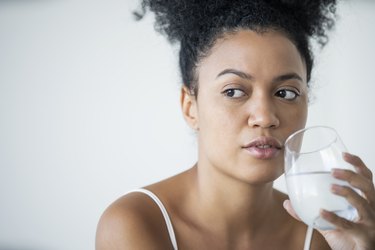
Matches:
[222,88,300,100]
[275,89,300,100]
[222,88,246,98]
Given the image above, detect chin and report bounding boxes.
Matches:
[236,161,284,185]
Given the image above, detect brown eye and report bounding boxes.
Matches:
[275,89,299,100]
[222,89,246,98]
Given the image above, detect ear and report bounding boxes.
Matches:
[180,86,199,130]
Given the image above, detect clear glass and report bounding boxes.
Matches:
[284,126,358,230]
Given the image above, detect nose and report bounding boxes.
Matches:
[247,94,280,129]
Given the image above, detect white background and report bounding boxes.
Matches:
[0,0,374,249]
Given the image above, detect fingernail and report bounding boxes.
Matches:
[343,152,353,159]
[320,209,330,218]
[283,200,288,208]
[331,184,341,193]
[331,168,343,177]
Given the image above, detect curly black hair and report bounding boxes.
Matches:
[134,0,337,94]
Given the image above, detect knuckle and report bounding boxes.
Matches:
[352,154,361,162]
[357,198,369,212]
[341,170,355,182]
[354,155,364,165]
[340,186,353,197]
[346,171,356,181]
[369,170,373,180]
[364,180,375,193]
[340,218,353,229]
[361,168,373,180]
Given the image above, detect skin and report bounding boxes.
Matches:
[96,30,375,249]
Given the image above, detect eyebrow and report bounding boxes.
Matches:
[216,68,303,83]
[272,73,303,83]
[216,69,253,80]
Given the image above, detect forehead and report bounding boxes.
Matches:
[197,29,306,82]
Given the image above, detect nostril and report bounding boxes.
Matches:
[246,98,280,128]
[248,117,280,129]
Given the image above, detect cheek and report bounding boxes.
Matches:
[199,106,234,138]
[197,100,243,152]
[281,103,308,131]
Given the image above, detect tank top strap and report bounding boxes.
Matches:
[129,188,312,250]
[128,188,178,250]
[303,226,313,250]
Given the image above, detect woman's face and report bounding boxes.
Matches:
[182,29,308,184]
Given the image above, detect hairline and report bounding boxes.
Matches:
[188,26,308,98]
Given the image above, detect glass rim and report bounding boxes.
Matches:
[284,125,338,155]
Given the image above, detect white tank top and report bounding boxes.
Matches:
[129,188,314,250]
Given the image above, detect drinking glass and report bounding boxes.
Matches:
[284,126,358,230]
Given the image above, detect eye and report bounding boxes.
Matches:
[275,89,300,100]
[222,89,246,98]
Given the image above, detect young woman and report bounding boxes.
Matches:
[96,1,375,249]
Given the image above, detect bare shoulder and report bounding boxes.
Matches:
[95,191,174,250]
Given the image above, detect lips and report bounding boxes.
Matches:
[242,136,282,159]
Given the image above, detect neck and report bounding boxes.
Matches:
[192,163,281,237]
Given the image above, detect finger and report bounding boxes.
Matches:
[283,200,301,221]
[331,184,370,220]
[343,152,373,181]
[332,169,375,206]
[320,209,356,230]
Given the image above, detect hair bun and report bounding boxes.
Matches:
[134,0,224,43]
[268,0,337,45]
[135,0,337,46]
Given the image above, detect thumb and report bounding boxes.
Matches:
[283,199,301,221]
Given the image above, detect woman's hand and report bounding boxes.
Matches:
[284,153,375,250]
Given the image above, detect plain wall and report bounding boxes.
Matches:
[0,0,374,249]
